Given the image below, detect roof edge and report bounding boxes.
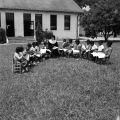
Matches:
[0,8,83,14]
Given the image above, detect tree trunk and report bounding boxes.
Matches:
[104,32,108,42]
[113,32,117,37]
[104,27,109,42]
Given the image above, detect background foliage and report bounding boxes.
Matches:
[75,0,120,41]
[0,28,6,44]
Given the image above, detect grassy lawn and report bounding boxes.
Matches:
[0,43,119,120]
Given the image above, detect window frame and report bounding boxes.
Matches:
[35,14,42,30]
[64,15,71,30]
[50,14,57,30]
[0,12,1,27]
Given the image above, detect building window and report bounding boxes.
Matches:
[35,14,42,30]
[6,13,15,37]
[23,13,33,36]
[0,13,1,27]
[50,15,57,30]
[64,15,71,30]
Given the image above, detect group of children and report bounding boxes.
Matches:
[62,39,113,61]
[13,35,113,73]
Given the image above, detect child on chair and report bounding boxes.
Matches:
[14,46,29,72]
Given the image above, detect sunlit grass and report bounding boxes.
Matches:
[0,43,119,120]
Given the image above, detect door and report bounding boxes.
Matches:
[24,13,33,36]
[6,13,15,37]
[35,14,42,30]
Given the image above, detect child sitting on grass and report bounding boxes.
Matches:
[62,39,69,49]
[81,39,91,58]
[14,46,29,73]
[87,41,98,60]
[60,39,69,56]
[91,41,105,61]
[66,39,74,57]
[26,43,36,65]
[40,40,51,59]
[91,41,98,52]
[91,41,104,57]
[72,39,81,56]
[34,42,42,62]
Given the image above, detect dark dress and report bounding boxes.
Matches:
[48,40,59,57]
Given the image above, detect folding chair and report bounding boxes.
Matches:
[72,49,80,58]
[96,48,113,64]
[12,59,22,73]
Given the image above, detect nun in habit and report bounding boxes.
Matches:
[47,35,60,57]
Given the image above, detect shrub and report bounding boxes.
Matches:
[36,23,54,44]
[0,28,6,44]
[43,29,53,39]
[35,23,44,44]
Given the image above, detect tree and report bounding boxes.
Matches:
[0,28,6,44]
[74,0,99,7]
[80,0,120,41]
[36,22,44,44]
[36,22,54,44]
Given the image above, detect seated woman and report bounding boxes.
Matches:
[47,35,60,57]
[14,46,29,72]
[72,39,81,55]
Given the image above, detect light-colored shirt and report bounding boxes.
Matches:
[98,45,104,52]
[74,43,81,50]
[91,44,98,50]
[35,46,40,52]
[104,47,112,57]
[81,44,86,50]
[30,47,36,52]
[14,52,23,61]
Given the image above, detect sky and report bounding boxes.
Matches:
[82,5,90,11]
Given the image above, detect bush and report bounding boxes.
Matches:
[0,28,6,44]
[43,29,53,39]
[35,23,44,44]
[36,23,54,44]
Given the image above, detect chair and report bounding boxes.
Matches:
[12,59,22,73]
[96,48,113,64]
[72,49,81,58]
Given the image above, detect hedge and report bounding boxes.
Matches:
[0,28,6,44]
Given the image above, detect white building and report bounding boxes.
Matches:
[0,0,83,39]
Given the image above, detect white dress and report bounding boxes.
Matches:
[91,45,105,57]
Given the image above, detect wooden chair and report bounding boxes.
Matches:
[96,48,113,64]
[12,59,22,73]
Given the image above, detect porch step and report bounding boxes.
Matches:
[8,36,36,43]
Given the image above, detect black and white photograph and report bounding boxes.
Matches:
[0,0,120,119]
